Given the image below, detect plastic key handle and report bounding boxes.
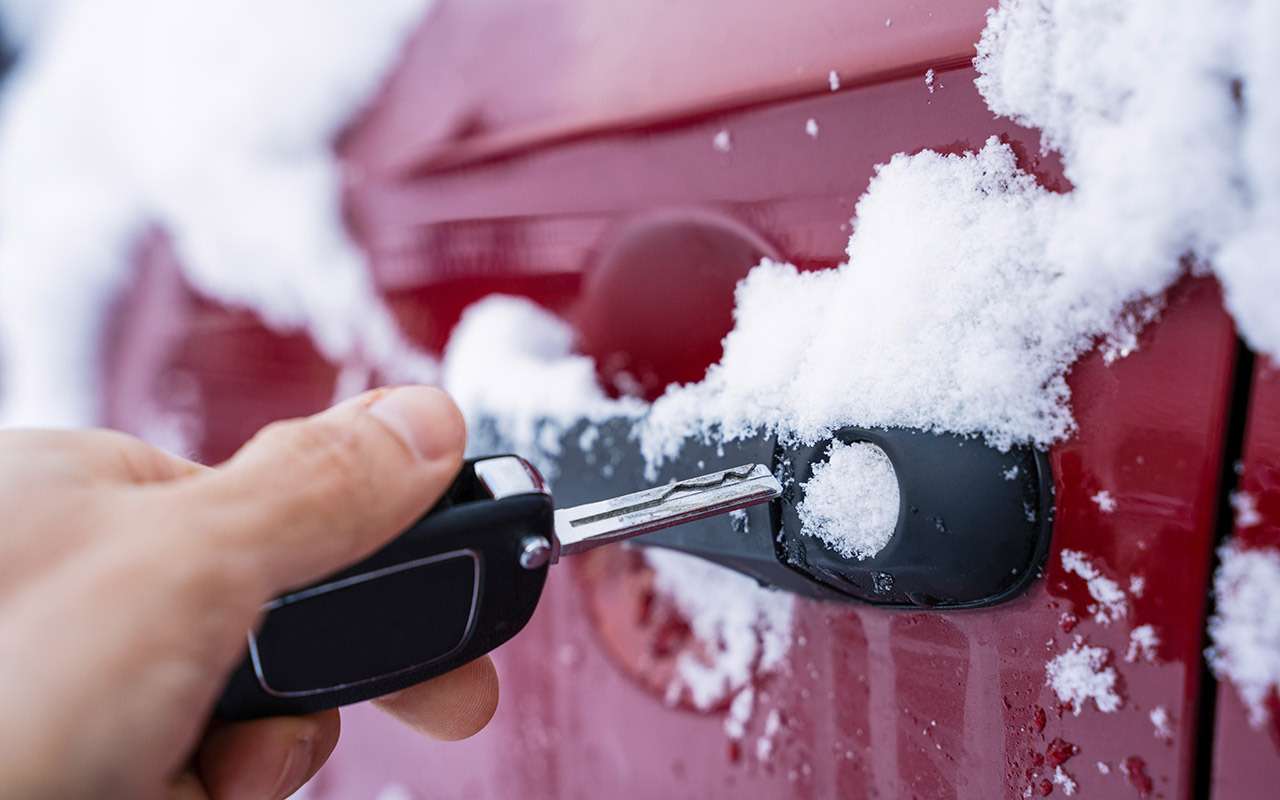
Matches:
[216,455,781,720]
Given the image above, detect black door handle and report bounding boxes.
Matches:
[551,420,1053,609]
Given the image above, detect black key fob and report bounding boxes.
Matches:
[215,456,553,721]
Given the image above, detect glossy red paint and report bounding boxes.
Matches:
[341,0,992,175]
[1210,358,1280,799]
[99,3,1250,798]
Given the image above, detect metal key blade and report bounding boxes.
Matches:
[553,463,782,559]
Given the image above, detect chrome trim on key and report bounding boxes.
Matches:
[474,455,548,499]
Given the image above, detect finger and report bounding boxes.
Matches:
[0,428,207,486]
[0,431,207,590]
[196,711,339,800]
[170,771,211,800]
[374,655,499,741]
[170,386,465,594]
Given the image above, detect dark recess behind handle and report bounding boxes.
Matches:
[547,419,1053,609]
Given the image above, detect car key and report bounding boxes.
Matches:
[216,455,781,720]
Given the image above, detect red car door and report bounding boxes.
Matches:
[99,2,1268,797]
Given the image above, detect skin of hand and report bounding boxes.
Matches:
[0,386,499,800]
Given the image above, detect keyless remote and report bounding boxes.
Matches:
[216,456,781,720]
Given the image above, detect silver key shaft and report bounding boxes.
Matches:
[551,463,782,561]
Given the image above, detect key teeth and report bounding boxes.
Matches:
[655,464,760,502]
[554,463,780,557]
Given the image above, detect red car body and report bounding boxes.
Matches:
[103,2,1279,796]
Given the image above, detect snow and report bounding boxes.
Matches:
[1096,761,1110,775]
[1128,575,1146,598]
[638,138,1081,470]
[754,731,773,760]
[0,0,67,47]
[634,0,1280,473]
[1053,765,1077,796]
[723,686,755,739]
[755,708,782,761]
[440,296,643,478]
[1231,491,1262,528]
[1125,624,1159,663]
[1046,637,1122,715]
[577,425,601,453]
[0,3,1270,467]
[764,707,782,736]
[1060,549,1127,625]
[438,296,791,712]
[1208,544,1280,727]
[0,0,435,427]
[1091,490,1116,514]
[1149,705,1172,740]
[1,0,1276,745]
[647,548,793,710]
[804,118,820,138]
[924,68,936,94]
[975,0,1280,359]
[797,441,899,560]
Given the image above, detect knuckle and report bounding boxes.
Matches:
[264,417,377,517]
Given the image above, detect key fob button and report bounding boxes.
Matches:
[249,550,481,696]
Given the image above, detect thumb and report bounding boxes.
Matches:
[178,386,466,595]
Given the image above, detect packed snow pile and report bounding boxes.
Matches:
[638,140,1081,468]
[646,549,793,710]
[798,441,900,560]
[1208,545,1280,727]
[0,0,434,426]
[976,0,1280,359]
[440,296,644,477]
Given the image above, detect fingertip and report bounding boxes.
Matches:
[366,385,466,465]
[298,710,341,790]
[199,711,339,800]
[375,656,499,741]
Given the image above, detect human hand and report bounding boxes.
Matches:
[0,387,498,799]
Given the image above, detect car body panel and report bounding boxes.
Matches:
[100,4,1253,798]
[1209,358,1280,799]
[341,0,991,175]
